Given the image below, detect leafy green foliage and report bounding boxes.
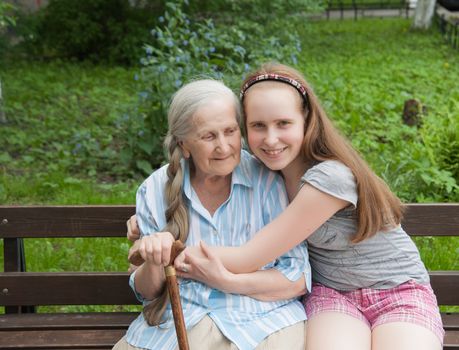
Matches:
[118,0,303,174]
[296,19,459,202]
[2,19,457,201]
[20,0,158,64]
[0,2,16,63]
[0,2,16,28]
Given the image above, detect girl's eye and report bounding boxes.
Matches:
[278,120,290,127]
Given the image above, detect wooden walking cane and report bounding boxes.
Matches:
[129,240,190,350]
[165,240,190,350]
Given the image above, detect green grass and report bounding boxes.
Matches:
[296,19,459,202]
[0,60,141,184]
[1,18,458,312]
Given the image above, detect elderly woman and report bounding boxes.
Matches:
[113,79,311,350]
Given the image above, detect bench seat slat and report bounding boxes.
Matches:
[445,331,459,349]
[0,312,138,330]
[0,329,126,349]
[0,318,457,350]
[443,314,459,330]
[0,272,138,305]
[1,312,455,331]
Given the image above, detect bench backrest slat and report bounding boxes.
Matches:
[0,272,138,306]
[403,204,459,236]
[430,271,459,306]
[1,204,458,238]
[1,271,456,306]
[0,206,134,238]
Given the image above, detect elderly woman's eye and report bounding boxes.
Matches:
[202,134,214,140]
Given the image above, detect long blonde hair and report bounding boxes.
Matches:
[241,63,404,243]
[143,79,241,325]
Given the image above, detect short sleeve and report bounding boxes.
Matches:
[129,269,146,303]
[301,160,357,208]
[136,181,159,238]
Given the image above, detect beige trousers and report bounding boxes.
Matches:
[113,315,306,350]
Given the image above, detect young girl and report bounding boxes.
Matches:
[176,63,444,350]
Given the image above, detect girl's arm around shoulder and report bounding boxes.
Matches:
[221,270,307,301]
[218,184,349,273]
[178,241,307,301]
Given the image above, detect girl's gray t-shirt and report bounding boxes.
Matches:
[301,160,429,291]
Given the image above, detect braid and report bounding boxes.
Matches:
[143,135,189,326]
[164,137,189,242]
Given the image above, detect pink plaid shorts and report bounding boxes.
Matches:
[303,280,444,344]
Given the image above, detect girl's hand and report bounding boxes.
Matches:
[126,214,140,242]
[137,232,175,266]
[176,241,233,292]
[174,245,204,269]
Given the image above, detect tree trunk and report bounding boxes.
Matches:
[413,0,436,29]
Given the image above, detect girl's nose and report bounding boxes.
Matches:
[264,128,278,146]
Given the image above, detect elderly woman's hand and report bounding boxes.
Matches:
[126,214,140,242]
[137,232,176,266]
[176,241,233,292]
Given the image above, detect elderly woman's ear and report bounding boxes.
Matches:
[178,140,191,159]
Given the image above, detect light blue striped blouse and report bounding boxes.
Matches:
[126,150,311,350]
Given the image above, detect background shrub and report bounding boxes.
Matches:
[117,0,305,175]
[19,0,160,65]
[0,2,16,61]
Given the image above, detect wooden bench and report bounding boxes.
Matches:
[1,204,458,349]
[326,0,411,20]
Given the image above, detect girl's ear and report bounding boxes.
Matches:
[178,141,191,159]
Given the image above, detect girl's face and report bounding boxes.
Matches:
[245,82,305,172]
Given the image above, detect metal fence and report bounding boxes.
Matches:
[325,0,412,20]
[436,12,459,49]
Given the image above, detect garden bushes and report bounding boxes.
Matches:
[16,0,160,65]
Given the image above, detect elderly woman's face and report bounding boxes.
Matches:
[180,96,241,179]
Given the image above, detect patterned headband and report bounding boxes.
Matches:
[240,73,309,107]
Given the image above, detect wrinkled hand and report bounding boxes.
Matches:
[175,241,233,292]
[137,232,175,266]
[126,214,140,242]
